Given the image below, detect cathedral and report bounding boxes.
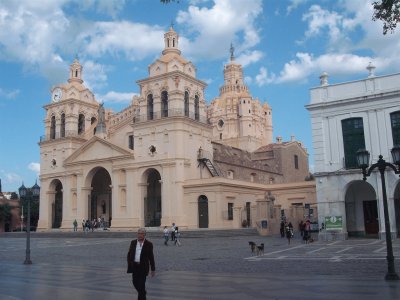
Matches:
[37,27,315,232]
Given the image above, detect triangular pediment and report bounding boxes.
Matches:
[64,136,133,166]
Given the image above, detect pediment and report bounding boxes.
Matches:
[64,136,133,166]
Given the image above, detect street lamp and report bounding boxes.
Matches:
[356,146,400,281]
[18,181,40,265]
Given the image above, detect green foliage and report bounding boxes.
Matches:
[10,192,18,199]
[372,0,400,34]
[0,204,12,223]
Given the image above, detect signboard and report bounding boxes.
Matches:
[325,216,343,230]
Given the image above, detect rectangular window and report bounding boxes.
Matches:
[294,155,299,169]
[342,118,366,169]
[391,111,400,146]
[228,203,233,220]
[128,135,134,150]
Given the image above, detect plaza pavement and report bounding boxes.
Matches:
[0,230,400,300]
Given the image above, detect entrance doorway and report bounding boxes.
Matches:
[198,195,209,228]
[90,168,112,227]
[144,169,161,227]
[52,180,63,228]
[363,200,379,234]
[394,183,400,237]
[345,180,377,237]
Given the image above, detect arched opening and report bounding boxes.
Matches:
[194,94,199,121]
[394,182,400,237]
[50,116,56,139]
[161,91,168,118]
[90,167,112,227]
[61,113,65,138]
[184,91,189,117]
[198,195,209,228]
[91,116,97,135]
[51,180,63,228]
[144,169,161,227]
[78,113,85,135]
[345,180,378,237]
[147,94,154,120]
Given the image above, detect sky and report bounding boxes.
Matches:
[1,0,400,193]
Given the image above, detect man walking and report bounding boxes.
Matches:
[127,228,156,300]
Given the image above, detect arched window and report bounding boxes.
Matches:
[61,113,65,138]
[147,94,154,120]
[390,111,400,146]
[50,116,56,139]
[78,113,85,135]
[342,117,365,169]
[173,38,175,47]
[75,70,78,77]
[184,91,189,117]
[194,94,199,121]
[161,91,168,117]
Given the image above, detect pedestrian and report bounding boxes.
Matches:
[299,220,304,237]
[170,223,176,241]
[82,219,85,232]
[163,226,169,246]
[127,227,156,300]
[73,219,78,232]
[286,222,293,245]
[280,221,285,238]
[174,227,181,246]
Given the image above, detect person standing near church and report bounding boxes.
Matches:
[127,228,156,300]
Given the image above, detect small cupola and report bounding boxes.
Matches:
[68,57,84,84]
[162,25,181,56]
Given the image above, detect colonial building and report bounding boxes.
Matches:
[37,27,315,232]
[306,64,400,240]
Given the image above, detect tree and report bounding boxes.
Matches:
[0,204,12,224]
[372,0,400,34]
[10,192,18,199]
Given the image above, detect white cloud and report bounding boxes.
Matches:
[5,173,22,185]
[272,52,392,84]
[81,60,109,91]
[287,0,308,15]
[176,0,263,60]
[0,87,20,99]
[302,5,343,46]
[79,21,165,61]
[28,163,40,176]
[235,50,263,67]
[96,91,138,105]
[78,0,126,18]
[255,67,275,86]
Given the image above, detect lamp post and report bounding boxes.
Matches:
[18,181,40,265]
[356,146,400,281]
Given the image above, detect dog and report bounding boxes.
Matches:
[249,241,256,253]
[256,243,264,256]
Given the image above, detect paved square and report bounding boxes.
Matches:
[0,232,400,299]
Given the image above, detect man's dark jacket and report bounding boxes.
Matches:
[127,239,155,275]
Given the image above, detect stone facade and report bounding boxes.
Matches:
[37,27,316,233]
[306,66,400,240]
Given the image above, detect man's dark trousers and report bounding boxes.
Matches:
[132,263,147,300]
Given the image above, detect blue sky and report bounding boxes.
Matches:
[1,0,400,193]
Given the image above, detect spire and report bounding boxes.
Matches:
[162,26,181,56]
[230,43,235,62]
[68,57,84,84]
